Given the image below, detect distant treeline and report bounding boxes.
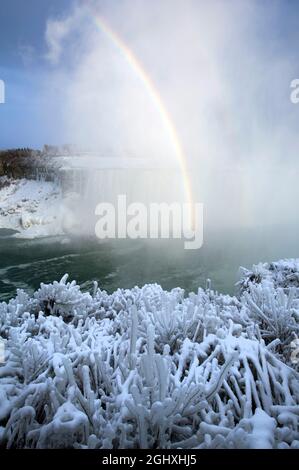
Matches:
[0,144,80,160]
[0,144,98,181]
[0,147,57,180]
[0,148,40,158]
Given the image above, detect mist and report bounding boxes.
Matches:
[44,0,299,234]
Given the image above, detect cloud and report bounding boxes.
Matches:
[44,5,84,65]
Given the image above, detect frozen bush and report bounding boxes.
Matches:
[0,259,299,449]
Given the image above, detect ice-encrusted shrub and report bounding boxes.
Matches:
[237,265,269,294]
[242,282,299,349]
[0,289,37,337]
[1,261,299,449]
[267,259,299,289]
[33,275,94,321]
[238,258,299,292]
[238,260,299,368]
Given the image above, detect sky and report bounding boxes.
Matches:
[0,0,73,148]
[1,0,299,154]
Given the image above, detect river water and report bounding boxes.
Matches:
[0,224,298,302]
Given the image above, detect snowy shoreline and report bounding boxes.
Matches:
[0,177,64,239]
[0,259,299,449]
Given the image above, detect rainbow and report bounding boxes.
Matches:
[84,5,194,227]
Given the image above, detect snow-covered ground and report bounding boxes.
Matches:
[0,177,63,238]
[0,259,298,449]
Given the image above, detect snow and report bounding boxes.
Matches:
[0,261,299,449]
[0,177,63,238]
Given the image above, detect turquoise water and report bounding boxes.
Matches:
[0,225,298,301]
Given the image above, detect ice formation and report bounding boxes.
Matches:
[0,260,298,449]
[0,177,63,238]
